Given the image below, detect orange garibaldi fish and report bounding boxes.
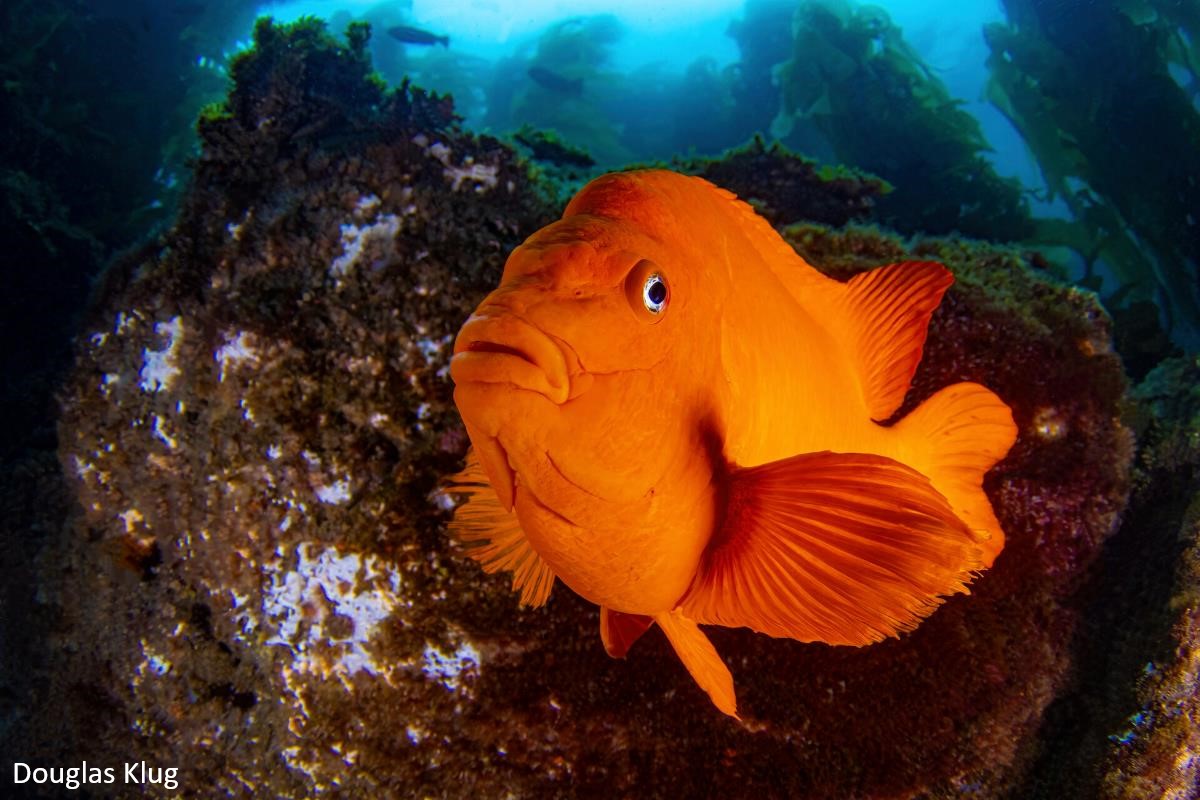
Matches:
[447,169,1017,718]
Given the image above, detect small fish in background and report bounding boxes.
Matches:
[527,65,583,95]
[387,25,449,47]
[446,170,1017,719]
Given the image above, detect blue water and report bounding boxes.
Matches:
[23,0,1197,352]
[205,0,1189,348]
[252,2,1032,178]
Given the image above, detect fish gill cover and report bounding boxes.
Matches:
[0,1,1197,798]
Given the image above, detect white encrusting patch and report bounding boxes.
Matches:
[215,331,259,381]
[132,640,172,688]
[314,479,352,505]
[258,544,402,679]
[151,414,178,449]
[354,193,381,216]
[416,333,453,360]
[330,215,401,277]
[414,134,499,193]
[421,640,481,692]
[139,316,184,392]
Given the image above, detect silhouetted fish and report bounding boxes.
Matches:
[387,25,449,47]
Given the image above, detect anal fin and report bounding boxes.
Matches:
[655,609,738,719]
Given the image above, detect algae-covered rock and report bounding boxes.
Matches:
[680,136,889,229]
[1089,356,1200,800]
[38,16,1144,800]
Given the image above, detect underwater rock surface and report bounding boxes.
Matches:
[1090,356,1200,800]
[53,187,1131,797]
[38,17,1177,800]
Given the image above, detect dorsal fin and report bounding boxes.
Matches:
[443,451,555,607]
[707,180,953,421]
[707,183,826,277]
[838,261,954,420]
[703,180,953,420]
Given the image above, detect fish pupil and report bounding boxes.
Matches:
[644,275,667,310]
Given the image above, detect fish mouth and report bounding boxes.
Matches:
[450,313,570,404]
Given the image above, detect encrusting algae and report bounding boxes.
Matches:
[447,169,1017,718]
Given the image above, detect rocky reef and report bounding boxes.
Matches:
[1087,356,1200,799]
[17,16,1197,800]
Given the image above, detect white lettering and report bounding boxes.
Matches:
[125,761,140,783]
[13,761,121,786]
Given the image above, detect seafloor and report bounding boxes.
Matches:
[3,17,1199,800]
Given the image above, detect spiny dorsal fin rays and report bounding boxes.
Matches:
[681,451,982,646]
[695,187,953,424]
[837,261,954,421]
[443,449,556,607]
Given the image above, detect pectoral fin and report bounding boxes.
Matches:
[443,449,555,607]
[681,451,982,647]
[655,609,738,719]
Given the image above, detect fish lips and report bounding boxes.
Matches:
[450,313,571,405]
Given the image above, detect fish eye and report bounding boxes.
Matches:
[643,274,667,313]
[624,259,669,323]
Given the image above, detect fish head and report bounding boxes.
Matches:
[450,171,731,609]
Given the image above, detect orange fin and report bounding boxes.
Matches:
[895,382,1017,566]
[600,607,654,658]
[681,451,983,647]
[654,609,739,719]
[839,261,954,420]
[443,450,555,607]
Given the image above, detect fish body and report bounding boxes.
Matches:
[387,25,449,47]
[448,169,1017,717]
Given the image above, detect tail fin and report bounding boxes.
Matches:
[895,382,1017,566]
